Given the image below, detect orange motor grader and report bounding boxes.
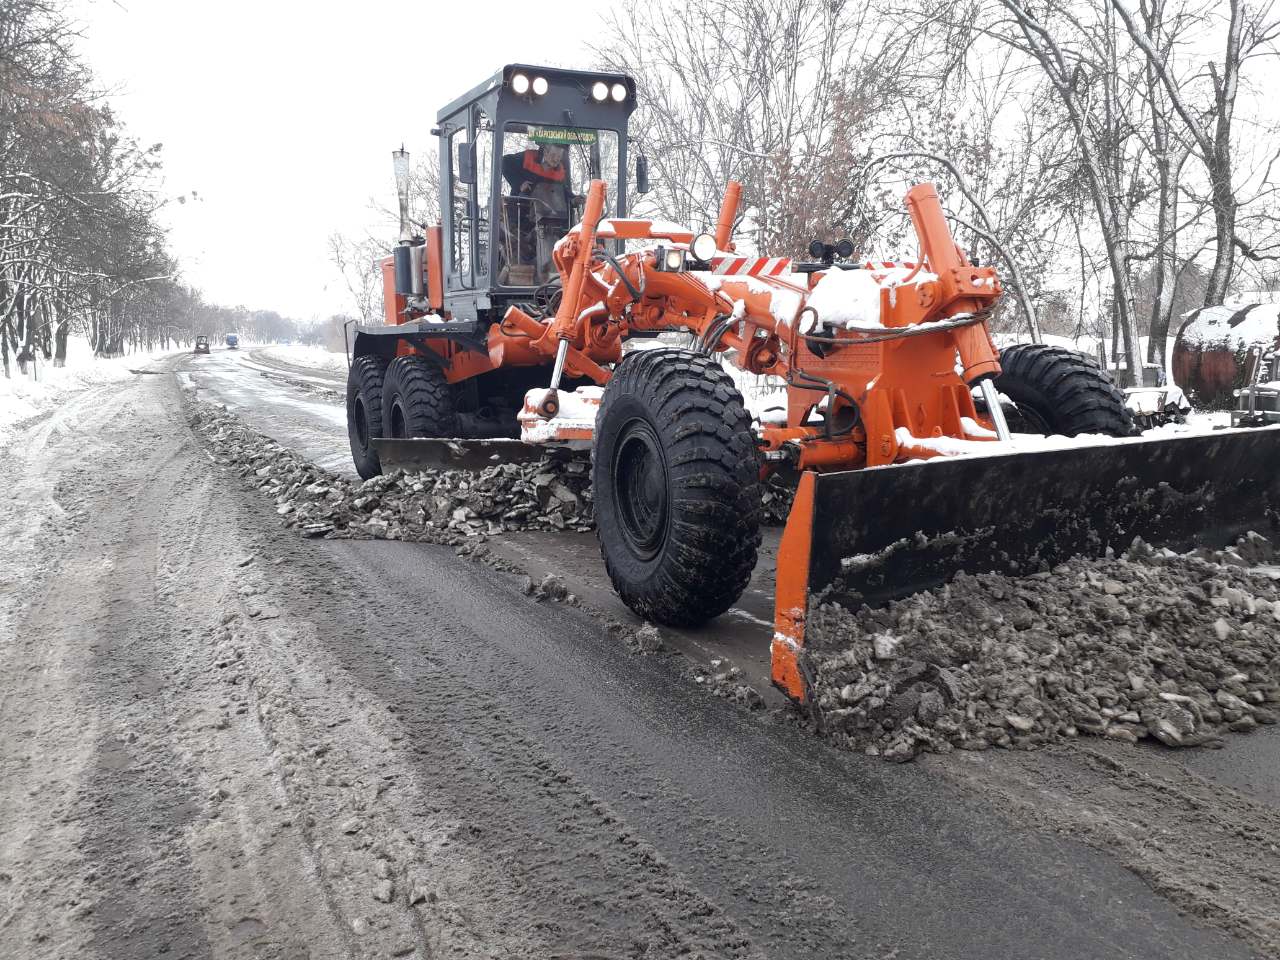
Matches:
[347,65,1280,702]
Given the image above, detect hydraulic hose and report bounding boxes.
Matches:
[800,308,990,347]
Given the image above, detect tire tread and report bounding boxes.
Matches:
[593,348,761,626]
[996,343,1134,437]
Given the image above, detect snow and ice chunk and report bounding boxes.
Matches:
[642,219,694,236]
[519,386,602,445]
[1126,384,1191,416]
[959,416,997,439]
[802,267,940,332]
[695,272,804,327]
[804,269,883,331]
[577,301,607,322]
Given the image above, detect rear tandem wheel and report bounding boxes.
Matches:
[381,355,458,440]
[993,343,1135,437]
[346,355,388,480]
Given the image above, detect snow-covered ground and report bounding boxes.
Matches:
[1154,408,1231,434]
[0,337,181,448]
[256,343,348,375]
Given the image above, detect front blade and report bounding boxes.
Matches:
[806,427,1280,606]
[372,437,551,472]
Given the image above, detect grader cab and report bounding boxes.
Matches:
[346,64,1280,703]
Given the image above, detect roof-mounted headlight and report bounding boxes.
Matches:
[511,72,531,95]
[690,233,717,262]
[610,82,627,102]
[532,76,548,96]
[591,81,609,102]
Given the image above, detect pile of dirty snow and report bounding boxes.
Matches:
[188,403,593,541]
[808,535,1280,761]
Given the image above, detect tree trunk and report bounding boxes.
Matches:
[1204,169,1238,305]
[1146,50,1175,372]
[1001,0,1141,383]
[16,292,31,375]
[54,315,69,367]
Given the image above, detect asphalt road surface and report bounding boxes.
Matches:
[1,346,1275,959]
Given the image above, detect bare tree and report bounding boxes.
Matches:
[0,0,203,374]
[597,0,926,254]
[1111,0,1280,308]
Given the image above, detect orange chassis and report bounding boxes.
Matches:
[390,179,1005,701]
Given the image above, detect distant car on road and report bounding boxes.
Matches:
[194,335,210,354]
[225,333,239,349]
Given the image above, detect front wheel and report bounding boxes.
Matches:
[993,343,1135,437]
[593,348,762,627]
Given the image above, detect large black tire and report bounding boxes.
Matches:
[994,343,1135,437]
[382,356,457,439]
[346,355,388,480]
[593,348,762,627]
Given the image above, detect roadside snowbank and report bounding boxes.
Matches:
[257,344,348,375]
[0,337,178,447]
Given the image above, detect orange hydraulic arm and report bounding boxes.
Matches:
[905,183,1001,385]
[490,178,1004,470]
[714,181,740,251]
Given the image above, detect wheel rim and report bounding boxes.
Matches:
[390,399,407,438]
[1006,400,1053,435]
[612,418,668,560]
[353,396,369,448]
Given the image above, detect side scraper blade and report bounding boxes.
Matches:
[372,437,553,472]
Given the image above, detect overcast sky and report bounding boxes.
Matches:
[68,0,601,321]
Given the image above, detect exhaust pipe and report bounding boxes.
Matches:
[391,147,425,298]
[392,146,411,242]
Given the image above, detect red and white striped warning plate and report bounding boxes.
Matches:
[709,256,792,277]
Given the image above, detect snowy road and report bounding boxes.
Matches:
[178,346,352,476]
[1,354,1278,958]
[175,345,790,693]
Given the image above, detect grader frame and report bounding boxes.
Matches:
[348,65,1280,704]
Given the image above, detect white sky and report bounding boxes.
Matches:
[68,0,602,321]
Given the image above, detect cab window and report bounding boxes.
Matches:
[449,127,471,281]
[496,123,619,287]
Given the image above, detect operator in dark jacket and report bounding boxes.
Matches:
[501,143,566,195]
